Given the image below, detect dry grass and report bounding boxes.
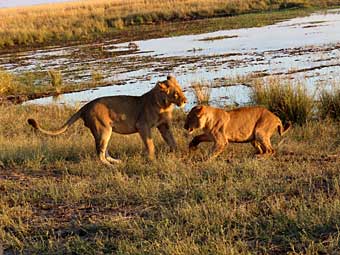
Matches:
[191,81,212,105]
[318,86,340,121]
[0,103,339,254]
[0,0,339,49]
[0,69,108,102]
[0,70,17,95]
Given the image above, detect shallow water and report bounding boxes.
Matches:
[1,9,340,108]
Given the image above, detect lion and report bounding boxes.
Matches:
[184,105,291,159]
[28,75,187,165]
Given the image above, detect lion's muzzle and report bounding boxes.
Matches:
[184,122,194,134]
[177,97,187,108]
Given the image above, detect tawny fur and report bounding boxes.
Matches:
[184,105,291,159]
[28,76,187,165]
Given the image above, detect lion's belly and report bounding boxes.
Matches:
[226,125,255,143]
[111,120,138,134]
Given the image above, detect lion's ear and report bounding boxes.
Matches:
[197,106,205,116]
[158,82,170,93]
[167,75,175,81]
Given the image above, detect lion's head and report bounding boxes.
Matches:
[184,105,207,134]
[155,75,187,108]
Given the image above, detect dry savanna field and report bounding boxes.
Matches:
[0,0,340,254]
[1,0,340,49]
[0,81,339,254]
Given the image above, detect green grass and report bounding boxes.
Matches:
[0,103,339,254]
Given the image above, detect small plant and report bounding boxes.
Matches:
[0,70,18,96]
[113,18,124,29]
[91,70,104,85]
[191,81,212,105]
[47,70,63,94]
[318,87,340,121]
[251,78,314,125]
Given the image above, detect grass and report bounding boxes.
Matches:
[0,69,110,103]
[0,0,340,50]
[318,86,340,121]
[190,77,340,124]
[191,81,212,105]
[1,1,340,252]
[47,70,63,94]
[251,78,315,125]
[0,103,339,254]
[0,70,17,95]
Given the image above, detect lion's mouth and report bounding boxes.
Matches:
[178,102,186,108]
[187,128,194,134]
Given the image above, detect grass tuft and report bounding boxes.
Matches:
[251,78,314,125]
[318,86,340,121]
[47,70,63,94]
[0,70,17,95]
[191,81,212,105]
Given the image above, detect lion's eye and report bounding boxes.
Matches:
[174,93,179,99]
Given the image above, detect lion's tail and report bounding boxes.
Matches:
[27,109,83,136]
[278,121,291,136]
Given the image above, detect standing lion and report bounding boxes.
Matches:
[28,75,187,165]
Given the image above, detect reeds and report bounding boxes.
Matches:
[318,86,340,121]
[251,78,314,125]
[191,81,212,105]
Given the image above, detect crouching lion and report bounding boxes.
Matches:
[184,105,291,159]
[28,75,187,165]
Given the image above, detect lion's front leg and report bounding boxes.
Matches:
[189,133,212,151]
[209,134,228,160]
[157,122,176,151]
[136,123,155,160]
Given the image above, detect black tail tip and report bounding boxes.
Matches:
[27,118,38,129]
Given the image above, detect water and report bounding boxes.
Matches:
[1,9,340,108]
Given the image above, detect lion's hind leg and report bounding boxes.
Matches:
[90,122,121,165]
[263,136,275,155]
[251,140,264,154]
[254,132,273,156]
